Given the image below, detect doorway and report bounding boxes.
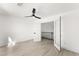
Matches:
[41,21,54,41]
[40,16,61,51]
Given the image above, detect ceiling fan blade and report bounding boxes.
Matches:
[34,15,41,19]
[25,15,33,17]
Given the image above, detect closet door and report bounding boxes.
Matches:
[54,16,61,51]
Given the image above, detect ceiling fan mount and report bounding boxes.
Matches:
[25,8,41,19]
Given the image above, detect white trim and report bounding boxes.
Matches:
[54,43,60,51]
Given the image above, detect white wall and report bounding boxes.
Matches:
[8,17,39,42]
[0,14,41,46]
[0,15,9,46]
[61,10,79,53]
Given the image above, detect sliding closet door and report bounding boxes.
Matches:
[54,16,61,51]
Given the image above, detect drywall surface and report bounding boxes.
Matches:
[0,15,9,46]
[0,14,42,46]
[8,17,39,42]
[62,10,79,53]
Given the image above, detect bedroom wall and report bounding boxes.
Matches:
[8,17,38,43]
[8,16,42,43]
[0,14,41,46]
[61,9,79,53]
[0,15,9,46]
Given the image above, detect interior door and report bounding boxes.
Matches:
[54,16,61,51]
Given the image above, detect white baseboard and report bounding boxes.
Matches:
[16,39,33,43]
[62,46,79,54]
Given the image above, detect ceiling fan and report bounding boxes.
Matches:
[25,8,41,19]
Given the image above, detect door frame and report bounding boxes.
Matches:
[54,16,61,51]
[40,16,62,51]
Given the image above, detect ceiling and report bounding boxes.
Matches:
[0,3,79,17]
